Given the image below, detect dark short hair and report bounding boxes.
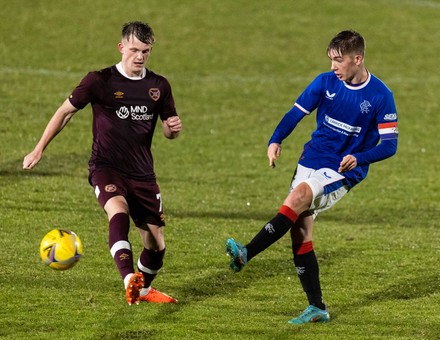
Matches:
[121,21,155,45]
[327,30,365,56]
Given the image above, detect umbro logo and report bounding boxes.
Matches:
[325,90,336,100]
[119,253,130,261]
[114,91,124,99]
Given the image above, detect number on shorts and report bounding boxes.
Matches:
[156,193,163,213]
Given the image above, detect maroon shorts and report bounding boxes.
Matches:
[89,168,165,228]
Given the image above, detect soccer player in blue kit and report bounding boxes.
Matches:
[226,30,398,324]
[23,22,182,305]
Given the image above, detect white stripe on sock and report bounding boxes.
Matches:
[137,258,160,274]
[110,240,131,258]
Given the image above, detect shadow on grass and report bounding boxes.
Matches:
[151,269,251,318]
[363,272,440,302]
[169,209,274,223]
[328,270,440,323]
[148,256,292,323]
[0,153,88,180]
[324,272,440,336]
[318,201,440,229]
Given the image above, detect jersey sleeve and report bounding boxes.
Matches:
[159,77,177,120]
[68,72,101,110]
[268,75,323,145]
[268,107,305,145]
[294,74,324,114]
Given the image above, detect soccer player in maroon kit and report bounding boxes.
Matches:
[23,21,182,305]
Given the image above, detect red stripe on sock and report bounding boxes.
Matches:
[292,241,313,255]
[279,205,298,223]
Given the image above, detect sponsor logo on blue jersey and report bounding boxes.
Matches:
[383,113,397,120]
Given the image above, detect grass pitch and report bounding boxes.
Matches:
[1,0,439,339]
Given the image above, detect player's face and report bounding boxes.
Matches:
[328,49,363,84]
[118,35,153,77]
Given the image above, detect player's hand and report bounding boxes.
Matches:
[166,116,182,133]
[268,143,281,168]
[338,154,357,173]
[23,150,42,170]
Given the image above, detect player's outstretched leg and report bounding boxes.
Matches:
[226,238,248,272]
[125,272,144,305]
[139,287,178,303]
[288,305,330,325]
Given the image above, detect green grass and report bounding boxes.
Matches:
[1,0,439,339]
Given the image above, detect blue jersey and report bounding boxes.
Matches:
[269,71,398,188]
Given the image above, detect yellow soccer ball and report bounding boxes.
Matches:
[39,229,83,270]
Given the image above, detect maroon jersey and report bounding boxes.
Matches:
[69,65,177,180]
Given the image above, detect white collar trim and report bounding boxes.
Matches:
[116,62,146,80]
[343,71,371,90]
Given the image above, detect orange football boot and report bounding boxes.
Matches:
[125,272,145,305]
[139,287,178,303]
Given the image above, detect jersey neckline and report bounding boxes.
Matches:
[115,62,146,80]
[343,71,371,90]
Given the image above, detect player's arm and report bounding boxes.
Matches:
[267,106,306,168]
[339,122,398,173]
[23,99,78,170]
[162,115,182,139]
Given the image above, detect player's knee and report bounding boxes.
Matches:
[104,196,129,220]
[286,183,313,212]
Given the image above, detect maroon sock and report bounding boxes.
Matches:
[109,213,134,279]
[137,248,165,288]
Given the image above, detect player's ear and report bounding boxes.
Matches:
[355,54,363,65]
[118,42,124,54]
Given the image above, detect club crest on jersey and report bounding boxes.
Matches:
[114,91,124,99]
[105,184,117,192]
[360,100,372,114]
[149,88,160,101]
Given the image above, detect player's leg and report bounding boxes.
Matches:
[136,224,177,303]
[130,180,177,303]
[105,196,145,305]
[137,224,165,290]
[226,167,314,272]
[288,214,329,324]
[248,182,313,257]
[288,167,348,324]
[90,169,143,305]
